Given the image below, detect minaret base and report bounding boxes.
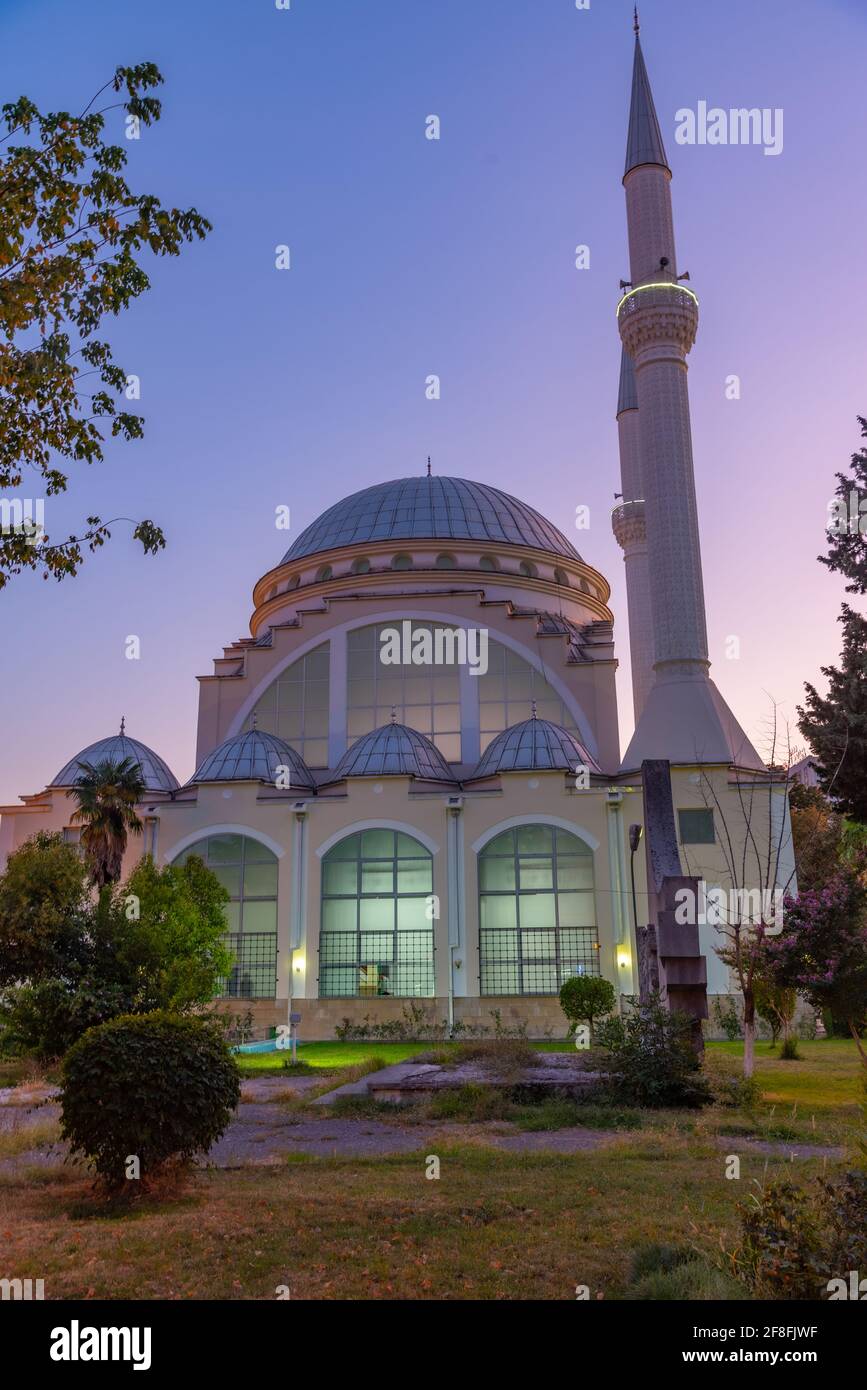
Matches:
[621,671,763,772]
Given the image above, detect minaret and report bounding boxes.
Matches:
[617,16,762,770]
[612,349,655,720]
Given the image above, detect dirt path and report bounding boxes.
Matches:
[0,1074,848,1172]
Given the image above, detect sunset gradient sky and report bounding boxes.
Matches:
[1,0,865,801]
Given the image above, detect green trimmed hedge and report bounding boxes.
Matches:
[60,1011,240,1189]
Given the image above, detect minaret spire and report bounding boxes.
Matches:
[624,20,670,180]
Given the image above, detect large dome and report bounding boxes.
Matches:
[281,476,581,564]
[52,732,179,793]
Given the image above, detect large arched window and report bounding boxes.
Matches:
[320,829,434,998]
[478,824,598,995]
[243,642,329,766]
[477,640,579,752]
[347,623,461,761]
[173,833,278,998]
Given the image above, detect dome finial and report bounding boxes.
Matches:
[390,705,398,724]
[251,711,258,730]
[426,456,432,478]
[531,699,538,721]
[633,5,640,35]
[119,715,126,736]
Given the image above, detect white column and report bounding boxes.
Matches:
[459,661,481,765]
[606,792,635,997]
[328,632,348,767]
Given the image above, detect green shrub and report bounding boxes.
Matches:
[0,977,131,1061]
[712,998,743,1041]
[736,1180,827,1299]
[595,995,712,1109]
[780,1037,801,1060]
[559,975,615,1038]
[60,1011,240,1190]
[735,1171,867,1299]
[715,1073,762,1110]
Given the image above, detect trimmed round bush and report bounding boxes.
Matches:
[559,975,616,1037]
[60,1011,240,1189]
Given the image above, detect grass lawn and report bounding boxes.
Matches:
[0,1038,862,1300]
[0,1134,807,1300]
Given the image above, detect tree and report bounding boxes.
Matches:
[0,62,211,589]
[767,866,867,1071]
[821,416,867,593]
[559,974,615,1040]
[753,975,797,1049]
[788,784,845,893]
[685,708,798,1078]
[798,606,867,823]
[109,854,233,1013]
[0,831,90,985]
[0,843,234,1059]
[797,418,867,819]
[67,756,145,889]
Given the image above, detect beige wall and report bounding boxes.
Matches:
[0,757,793,1041]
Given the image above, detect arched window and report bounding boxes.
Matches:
[173,833,278,998]
[435,553,457,570]
[392,553,413,571]
[286,574,300,591]
[243,642,329,766]
[478,825,598,995]
[320,829,434,998]
[347,623,461,761]
[479,555,499,572]
[554,568,569,587]
[351,557,371,575]
[519,560,537,579]
[477,639,579,752]
[316,565,333,582]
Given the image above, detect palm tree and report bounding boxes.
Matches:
[67,757,146,890]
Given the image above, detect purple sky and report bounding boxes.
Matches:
[1,0,865,800]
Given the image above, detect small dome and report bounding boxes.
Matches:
[52,732,179,793]
[470,718,601,779]
[189,729,316,792]
[331,723,459,783]
[282,476,581,565]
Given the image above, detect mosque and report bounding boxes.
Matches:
[0,24,794,1039]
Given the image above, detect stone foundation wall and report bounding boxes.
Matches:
[211,995,574,1042]
[214,993,821,1045]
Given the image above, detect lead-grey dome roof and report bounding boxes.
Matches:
[470,718,601,780]
[282,476,581,564]
[52,734,179,793]
[189,729,316,792]
[330,723,459,783]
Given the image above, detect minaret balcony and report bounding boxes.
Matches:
[617,282,699,359]
[611,498,646,550]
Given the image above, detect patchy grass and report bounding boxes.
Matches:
[0,1119,60,1160]
[0,1058,59,1089]
[235,1039,572,1075]
[0,1133,839,1300]
[702,1040,863,1148]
